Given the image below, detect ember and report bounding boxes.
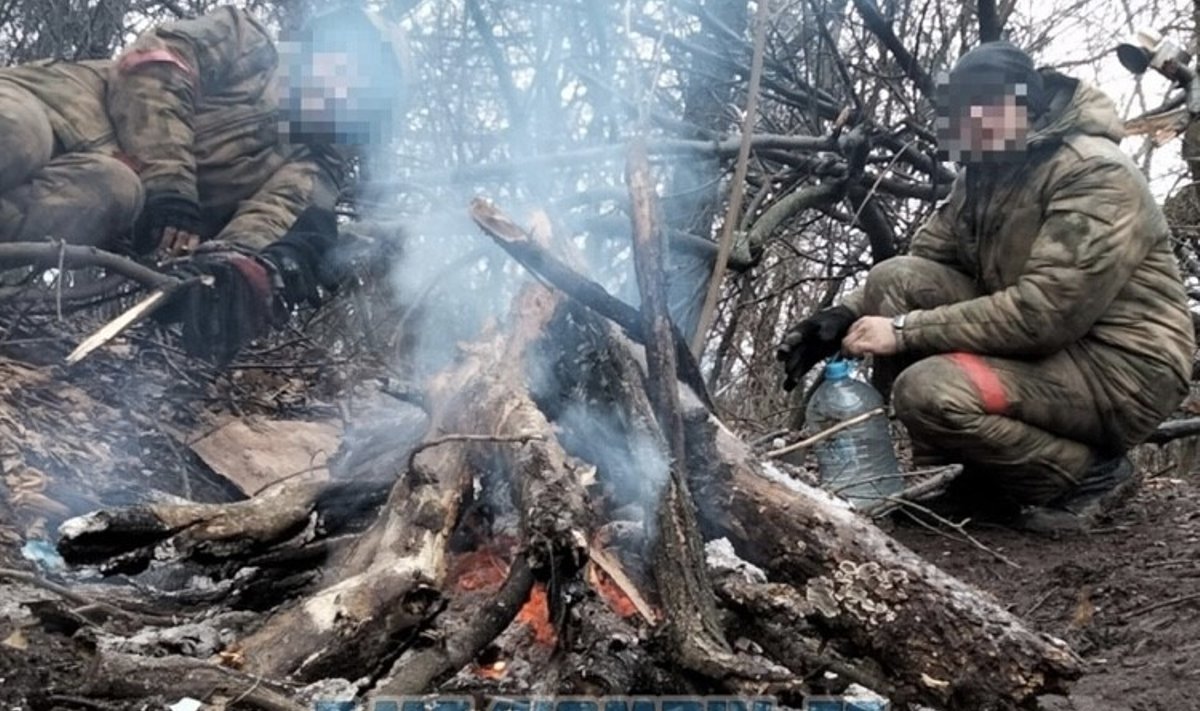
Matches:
[451,548,511,591]
[474,659,508,680]
[588,562,641,620]
[516,583,557,646]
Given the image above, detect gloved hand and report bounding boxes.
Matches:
[258,206,340,309]
[776,305,857,390]
[158,208,340,363]
[159,248,278,364]
[134,192,202,257]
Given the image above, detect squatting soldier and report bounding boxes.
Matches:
[0,5,410,361]
[778,42,1195,531]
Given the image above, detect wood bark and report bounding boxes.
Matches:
[235,280,587,681]
[84,653,305,711]
[628,142,785,683]
[685,402,1082,709]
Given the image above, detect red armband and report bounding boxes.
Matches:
[117,48,195,77]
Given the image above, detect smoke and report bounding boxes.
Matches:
[383,208,516,379]
[341,0,730,538]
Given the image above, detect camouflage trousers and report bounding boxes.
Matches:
[0,82,142,248]
[863,256,1130,506]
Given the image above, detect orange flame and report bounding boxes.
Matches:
[450,548,510,592]
[516,582,557,646]
[588,563,641,619]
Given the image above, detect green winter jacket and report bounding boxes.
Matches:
[106,5,350,249]
[0,60,115,154]
[850,71,1194,436]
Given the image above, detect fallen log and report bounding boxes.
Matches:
[84,652,304,711]
[1146,416,1200,444]
[58,480,329,575]
[686,404,1081,708]
[374,552,536,695]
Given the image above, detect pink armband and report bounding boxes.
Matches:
[117,48,195,77]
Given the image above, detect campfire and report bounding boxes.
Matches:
[44,190,1079,710]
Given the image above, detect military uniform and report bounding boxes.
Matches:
[0,5,348,251]
[109,6,349,251]
[845,72,1195,505]
[0,62,142,245]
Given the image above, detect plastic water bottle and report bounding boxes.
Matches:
[805,358,902,508]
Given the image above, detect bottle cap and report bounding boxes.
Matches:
[824,358,851,380]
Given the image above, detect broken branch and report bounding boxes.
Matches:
[0,243,176,290]
[765,407,886,459]
[468,197,714,410]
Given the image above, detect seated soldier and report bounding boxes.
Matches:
[777,41,1195,531]
[114,5,410,362]
[0,5,410,362]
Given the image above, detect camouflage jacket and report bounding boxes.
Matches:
[108,6,351,249]
[0,60,114,154]
[849,71,1195,410]
[0,6,349,250]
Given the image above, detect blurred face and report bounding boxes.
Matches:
[936,82,1031,163]
[275,42,394,145]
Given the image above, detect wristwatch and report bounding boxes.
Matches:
[891,313,907,350]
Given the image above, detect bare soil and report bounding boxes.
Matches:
[893,461,1200,711]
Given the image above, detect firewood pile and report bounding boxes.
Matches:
[0,164,1093,711]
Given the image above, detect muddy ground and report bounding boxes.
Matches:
[893,454,1200,711]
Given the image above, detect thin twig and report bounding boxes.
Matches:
[230,674,265,706]
[691,0,772,356]
[0,567,176,625]
[1024,589,1056,617]
[0,242,175,290]
[1121,591,1200,620]
[250,464,329,497]
[835,464,959,494]
[55,240,66,322]
[893,500,1022,569]
[406,433,545,473]
[765,407,885,459]
[860,465,964,518]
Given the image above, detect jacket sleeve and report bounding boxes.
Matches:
[841,179,965,315]
[908,177,966,266]
[107,6,275,201]
[901,158,1152,356]
[215,152,343,251]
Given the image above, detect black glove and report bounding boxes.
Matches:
[776,305,857,391]
[133,193,202,256]
[158,249,277,364]
[259,207,340,309]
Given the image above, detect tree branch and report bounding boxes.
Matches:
[468,197,715,410]
[692,0,772,356]
[850,0,936,98]
[978,0,1002,42]
[0,243,176,291]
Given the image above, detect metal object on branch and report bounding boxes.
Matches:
[1116,29,1200,115]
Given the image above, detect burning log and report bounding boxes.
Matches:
[58,480,331,574]
[234,281,586,681]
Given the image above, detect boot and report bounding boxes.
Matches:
[1014,456,1137,534]
[920,465,1022,523]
